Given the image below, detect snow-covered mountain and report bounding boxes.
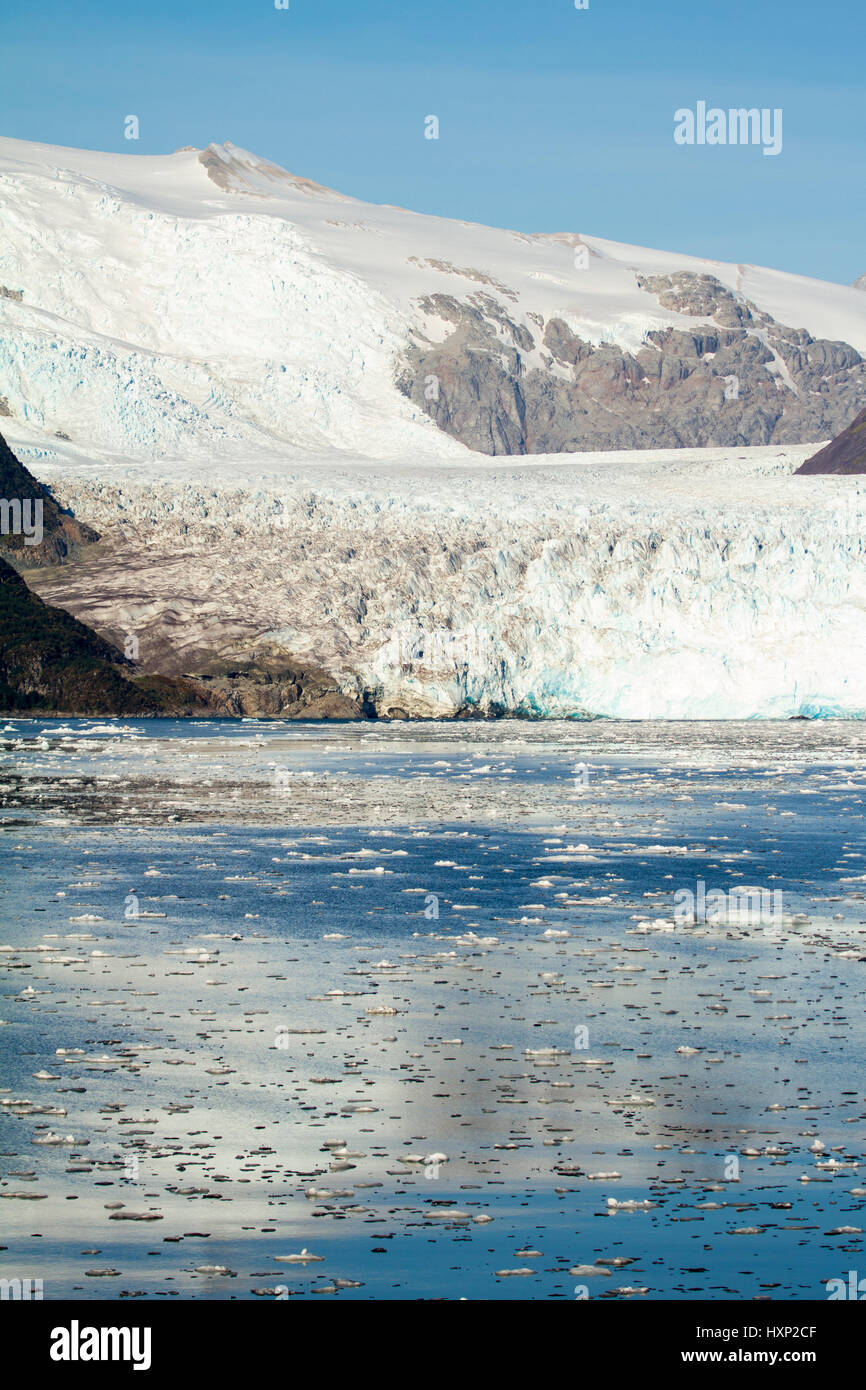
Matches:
[1,136,865,462]
[2,137,865,720]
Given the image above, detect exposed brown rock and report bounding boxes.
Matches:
[0,429,99,569]
[188,658,370,720]
[398,272,866,455]
[796,405,866,474]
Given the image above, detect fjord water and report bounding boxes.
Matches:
[1,718,864,1300]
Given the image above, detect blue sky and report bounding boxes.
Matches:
[3,0,864,283]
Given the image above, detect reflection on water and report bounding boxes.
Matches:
[1,719,865,1299]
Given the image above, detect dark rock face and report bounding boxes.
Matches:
[189,659,370,720]
[0,562,375,718]
[0,430,99,568]
[0,431,155,713]
[0,430,373,718]
[796,405,866,474]
[0,555,159,714]
[397,273,866,454]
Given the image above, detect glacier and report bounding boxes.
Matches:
[2,136,866,461]
[1,136,865,719]
[13,431,866,721]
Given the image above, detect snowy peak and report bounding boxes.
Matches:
[197,142,351,201]
[0,135,865,465]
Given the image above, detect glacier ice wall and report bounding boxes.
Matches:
[19,445,866,721]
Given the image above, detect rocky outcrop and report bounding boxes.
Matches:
[796,405,866,474]
[0,558,375,717]
[397,273,866,454]
[0,558,377,718]
[0,429,376,718]
[0,555,163,714]
[189,658,373,719]
[0,430,99,568]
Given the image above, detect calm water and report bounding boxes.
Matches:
[1,719,865,1300]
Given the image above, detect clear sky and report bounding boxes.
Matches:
[3,0,864,283]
